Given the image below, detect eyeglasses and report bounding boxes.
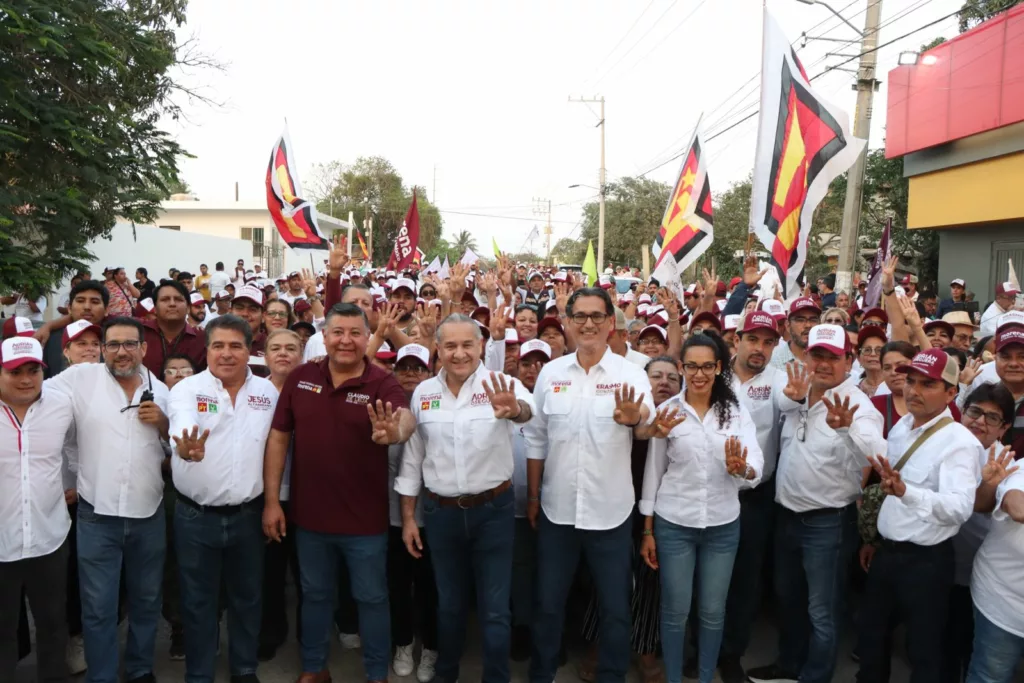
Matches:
[823,317,846,325]
[266,311,289,319]
[860,346,883,356]
[862,320,886,328]
[103,341,140,352]
[796,410,808,442]
[638,337,665,347]
[953,333,972,344]
[964,405,1006,427]
[420,289,437,298]
[790,316,817,325]
[164,368,194,378]
[681,362,718,375]
[519,358,546,369]
[570,312,609,325]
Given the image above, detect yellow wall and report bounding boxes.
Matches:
[908,152,1024,229]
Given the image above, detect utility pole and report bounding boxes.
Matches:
[569,95,606,271]
[835,0,883,296]
[365,215,373,266]
[533,198,553,265]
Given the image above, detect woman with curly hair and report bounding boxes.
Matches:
[639,333,763,683]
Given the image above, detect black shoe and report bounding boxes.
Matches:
[745,663,799,683]
[682,659,697,679]
[510,625,531,662]
[718,655,746,683]
[230,676,261,683]
[257,642,278,662]
[126,675,156,683]
[169,627,185,661]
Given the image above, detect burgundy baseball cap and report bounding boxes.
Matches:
[638,325,668,342]
[996,281,1022,297]
[995,327,1024,352]
[861,307,889,325]
[789,297,821,317]
[739,311,779,337]
[923,319,955,339]
[2,317,34,340]
[714,281,727,297]
[62,319,101,347]
[537,317,565,337]
[857,325,887,347]
[729,277,742,289]
[807,324,848,356]
[896,348,960,385]
[689,311,723,332]
[293,299,312,315]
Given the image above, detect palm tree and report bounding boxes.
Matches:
[453,230,478,255]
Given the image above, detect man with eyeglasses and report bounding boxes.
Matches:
[141,280,207,377]
[44,316,171,683]
[857,349,983,683]
[942,311,978,353]
[769,297,820,370]
[747,324,885,683]
[859,307,888,331]
[525,287,658,683]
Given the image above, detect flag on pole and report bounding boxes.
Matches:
[266,125,329,249]
[423,256,442,275]
[493,236,502,258]
[413,247,425,266]
[749,8,866,298]
[864,218,891,309]
[1008,258,1020,293]
[582,240,598,287]
[356,229,370,260]
[386,191,421,271]
[460,248,479,266]
[651,128,713,295]
[439,255,451,280]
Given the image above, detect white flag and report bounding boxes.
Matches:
[423,256,442,275]
[460,248,479,266]
[439,256,450,280]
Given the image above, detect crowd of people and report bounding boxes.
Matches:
[1,238,1023,683]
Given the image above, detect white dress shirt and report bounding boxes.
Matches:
[957,361,1000,410]
[971,469,1024,638]
[980,302,1006,339]
[389,444,423,527]
[624,348,650,368]
[168,369,278,506]
[396,362,535,498]
[641,397,762,529]
[45,363,169,518]
[877,410,983,545]
[732,364,787,480]
[303,331,326,362]
[0,389,75,562]
[279,291,307,306]
[776,375,885,513]
[208,271,232,293]
[484,338,506,373]
[524,347,655,531]
[768,341,796,370]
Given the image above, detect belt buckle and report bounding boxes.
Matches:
[457,494,472,510]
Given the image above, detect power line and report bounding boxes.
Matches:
[622,0,709,74]
[438,209,581,225]
[580,0,657,90]
[589,0,682,88]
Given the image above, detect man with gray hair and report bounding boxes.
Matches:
[396,313,535,683]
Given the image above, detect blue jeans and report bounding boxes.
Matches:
[531,512,632,683]
[77,498,165,683]
[174,498,265,683]
[966,608,1024,683]
[424,486,515,683]
[773,504,857,683]
[655,515,740,683]
[295,526,389,679]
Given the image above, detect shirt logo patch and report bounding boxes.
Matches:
[552,380,571,394]
[247,394,273,410]
[297,381,323,394]
[197,401,218,413]
[470,392,491,407]
[595,382,621,396]
[747,385,772,401]
[346,392,370,405]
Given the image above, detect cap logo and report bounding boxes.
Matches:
[914,352,939,367]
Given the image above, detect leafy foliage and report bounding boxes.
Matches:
[577,176,671,269]
[452,230,477,255]
[958,0,1022,32]
[0,0,192,293]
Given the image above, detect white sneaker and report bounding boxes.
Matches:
[393,643,415,676]
[66,634,87,675]
[339,631,362,649]
[417,648,438,683]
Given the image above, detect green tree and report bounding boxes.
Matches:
[452,229,477,256]
[311,156,443,265]
[959,0,1022,32]
[1,0,195,292]
[578,176,671,268]
[550,237,586,265]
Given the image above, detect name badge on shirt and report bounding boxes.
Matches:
[247,394,273,410]
[595,382,621,396]
[470,392,491,407]
[346,392,370,405]
[420,393,441,410]
[747,385,772,401]
[197,394,219,413]
[297,381,323,394]
[551,380,571,394]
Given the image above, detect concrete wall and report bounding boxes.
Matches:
[937,220,1024,306]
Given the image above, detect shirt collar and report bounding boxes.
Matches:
[205,367,254,391]
[436,361,486,393]
[900,406,953,434]
[569,346,614,373]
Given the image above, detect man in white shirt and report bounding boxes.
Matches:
[396,315,534,683]
[0,338,75,683]
[208,262,233,295]
[45,316,170,683]
[857,349,983,683]
[980,281,1021,338]
[167,314,278,683]
[769,297,819,370]
[0,290,47,324]
[719,311,789,683]
[747,324,885,683]
[279,271,308,306]
[524,287,655,683]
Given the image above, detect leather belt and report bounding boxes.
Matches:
[177,493,264,516]
[425,480,512,509]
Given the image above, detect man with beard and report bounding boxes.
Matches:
[769,297,820,370]
[388,279,418,325]
[718,312,789,683]
[280,271,308,306]
[140,280,207,377]
[186,292,208,328]
[45,317,170,683]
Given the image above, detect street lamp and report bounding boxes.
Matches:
[898,51,920,65]
[795,0,864,36]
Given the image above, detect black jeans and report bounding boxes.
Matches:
[0,539,70,683]
[856,539,954,683]
[387,525,438,650]
[260,500,302,649]
[941,584,974,683]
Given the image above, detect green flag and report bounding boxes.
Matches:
[582,240,598,287]
[492,236,501,258]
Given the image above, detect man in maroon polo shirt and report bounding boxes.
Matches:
[263,302,414,683]
[231,285,269,375]
[141,280,207,376]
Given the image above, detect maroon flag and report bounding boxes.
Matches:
[387,191,420,271]
[864,218,891,308]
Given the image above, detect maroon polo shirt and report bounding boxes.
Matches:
[272,359,408,535]
[141,319,207,376]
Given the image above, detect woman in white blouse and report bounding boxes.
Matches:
[639,333,762,683]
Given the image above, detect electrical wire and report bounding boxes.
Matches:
[579,0,657,90]
[589,0,681,89]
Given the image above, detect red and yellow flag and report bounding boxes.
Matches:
[356,229,370,259]
[265,125,329,249]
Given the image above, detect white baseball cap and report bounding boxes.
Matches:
[213,290,230,301]
[1,337,46,370]
[139,297,155,312]
[2,317,34,339]
[189,292,205,306]
[997,310,1024,332]
[396,343,431,368]
[519,339,552,360]
[233,285,265,308]
[392,278,416,294]
[62,319,101,347]
[807,324,848,356]
[504,329,521,345]
[758,299,786,321]
[638,325,668,342]
[638,294,653,304]
[723,314,741,332]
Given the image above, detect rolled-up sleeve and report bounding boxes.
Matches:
[738,405,764,489]
[167,381,198,461]
[524,366,550,461]
[394,389,425,496]
[639,437,668,516]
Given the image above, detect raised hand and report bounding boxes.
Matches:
[479,271,498,295]
[701,264,718,296]
[882,255,899,292]
[301,268,318,297]
[554,283,571,314]
[725,436,750,477]
[449,263,469,302]
[417,311,438,342]
[367,400,402,445]
[896,293,922,329]
[172,426,210,462]
[490,304,508,341]
[960,357,983,386]
[482,372,522,420]
[823,394,860,430]
[658,288,680,320]
[376,303,403,338]
[982,444,1019,488]
[783,361,810,401]
[651,405,686,438]
[613,383,646,427]
[868,455,906,497]
[742,254,770,288]
[328,233,350,273]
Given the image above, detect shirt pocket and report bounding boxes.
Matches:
[466,406,500,450]
[543,394,572,420]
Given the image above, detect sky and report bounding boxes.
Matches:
[168,0,967,259]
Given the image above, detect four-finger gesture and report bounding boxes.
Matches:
[896,293,922,330]
[367,400,402,444]
[482,372,522,420]
[651,405,686,438]
[868,455,906,497]
[490,304,508,341]
[982,444,1019,488]
[783,361,810,401]
[725,436,750,477]
[328,234,350,273]
[823,394,860,430]
[377,303,403,338]
[613,383,646,427]
[173,426,210,462]
[960,358,982,386]
[882,255,899,292]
